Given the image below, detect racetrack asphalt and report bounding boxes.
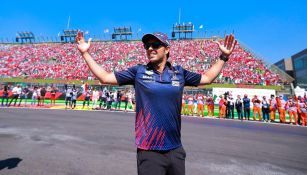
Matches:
[0,108,307,175]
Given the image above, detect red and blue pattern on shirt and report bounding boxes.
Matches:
[115,62,201,150]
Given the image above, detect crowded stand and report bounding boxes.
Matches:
[0,39,282,85]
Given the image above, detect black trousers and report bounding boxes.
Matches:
[99,97,107,108]
[137,147,186,175]
[83,97,90,107]
[237,108,243,120]
[244,107,250,119]
[262,108,270,121]
[8,94,19,106]
[1,94,8,106]
[227,105,234,119]
[124,100,128,110]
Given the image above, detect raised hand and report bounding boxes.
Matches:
[76,31,92,53]
[215,34,237,57]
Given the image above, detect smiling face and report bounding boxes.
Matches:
[144,37,169,65]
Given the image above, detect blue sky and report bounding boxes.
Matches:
[0,0,306,64]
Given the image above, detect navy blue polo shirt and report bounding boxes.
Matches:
[114,62,201,150]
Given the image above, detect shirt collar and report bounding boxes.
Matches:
[146,61,172,71]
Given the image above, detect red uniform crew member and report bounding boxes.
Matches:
[286,96,298,125]
[269,94,277,122]
[196,93,205,117]
[218,95,226,118]
[276,95,287,123]
[252,95,262,121]
[207,95,215,117]
[181,93,187,115]
[187,94,194,116]
[297,96,307,126]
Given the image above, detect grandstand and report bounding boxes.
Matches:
[0,38,290,86]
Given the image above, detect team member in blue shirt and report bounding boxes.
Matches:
[76,31,237,175]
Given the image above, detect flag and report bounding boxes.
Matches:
[199,25,203,29]
[104,29,109,33]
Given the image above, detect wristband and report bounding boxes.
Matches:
[219,54,229,62]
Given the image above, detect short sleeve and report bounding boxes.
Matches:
[114,65,139,86]
[183,68,201,86]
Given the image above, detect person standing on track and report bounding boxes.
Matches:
[18,85,30,107]
[76,31,237,175]
[218,95,226,118]
[50,86,57,106]
[40,86,46,106]
[8,85,21,107]
[187,94,194,116]
[64,85,72,109]
[286,96,298,125]
[269,94,277,122]
[227,94,235,119]
[276,95,287,123]
[235,95,243,120]
[196,93,205,117]
[31,86,38,106]
[243,94,251,120]
[207,94,215,117]
[252,95,262,121]
[297,95,307,126]
[71,87,78,109]
[181,92,187,115]
[261,96,270,122]
[1,85,9,107]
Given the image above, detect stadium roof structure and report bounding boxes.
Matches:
[112,27,133,40]
[63,30,78,37]
[172,22,195,39]
[60,29,79,43]
[16,31,35,43]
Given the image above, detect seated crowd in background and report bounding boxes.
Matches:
[0,39,283,85]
